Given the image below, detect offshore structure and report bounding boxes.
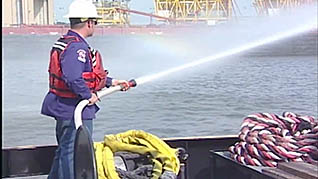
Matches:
[93,0,130,26]
[94,0,236,26]
[2,0,315,27]
[2,0,317,35]
[93,0,315,26]
[253,0,315,16]
[153,0,235,25]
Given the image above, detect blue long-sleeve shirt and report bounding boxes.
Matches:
[41,30,112,120]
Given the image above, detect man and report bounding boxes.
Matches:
[41,0,130,178]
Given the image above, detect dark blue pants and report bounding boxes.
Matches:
[48,119,93,179]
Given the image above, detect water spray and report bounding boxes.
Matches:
[135,23,317,86]
[133,4,317,85]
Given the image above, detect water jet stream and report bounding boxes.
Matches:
[135,8,317,86]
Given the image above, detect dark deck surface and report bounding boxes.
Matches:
[4,136,317,179]
[2,135,238,179]
[210,151,318,179]
[210,151,275,179]
[263,162,318,179]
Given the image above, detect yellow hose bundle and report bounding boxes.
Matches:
[94,130,180,179]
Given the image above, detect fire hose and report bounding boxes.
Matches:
[74,79,137,130]
[73,79,137,179]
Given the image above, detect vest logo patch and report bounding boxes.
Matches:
[77,49,86,63]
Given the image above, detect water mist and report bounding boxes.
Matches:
[135,5,317,85]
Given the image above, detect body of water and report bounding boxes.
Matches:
[2,31,317,148]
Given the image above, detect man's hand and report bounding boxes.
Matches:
[88,93,99,105]
[112,79,130,91]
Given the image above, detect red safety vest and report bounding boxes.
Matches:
[48,35,107,98]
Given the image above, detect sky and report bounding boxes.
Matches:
[54,0,257,24]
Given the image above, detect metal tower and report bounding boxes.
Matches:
[93,0,130,25]
[153,0,235,25]
[253,0,315,16]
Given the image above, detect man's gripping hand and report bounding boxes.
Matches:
[88,93,99,105]
[111,79,131,91]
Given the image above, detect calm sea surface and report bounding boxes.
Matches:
[2,31,318,150]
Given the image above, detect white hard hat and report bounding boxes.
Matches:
[64,0,102,19]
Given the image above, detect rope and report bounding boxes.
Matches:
[229,112,318,167]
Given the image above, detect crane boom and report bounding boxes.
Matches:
[115,8,176,22]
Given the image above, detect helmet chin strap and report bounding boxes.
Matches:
[87,22,95,37]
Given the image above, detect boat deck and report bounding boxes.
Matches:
[210,151,318,179]
[3,136,317,179]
